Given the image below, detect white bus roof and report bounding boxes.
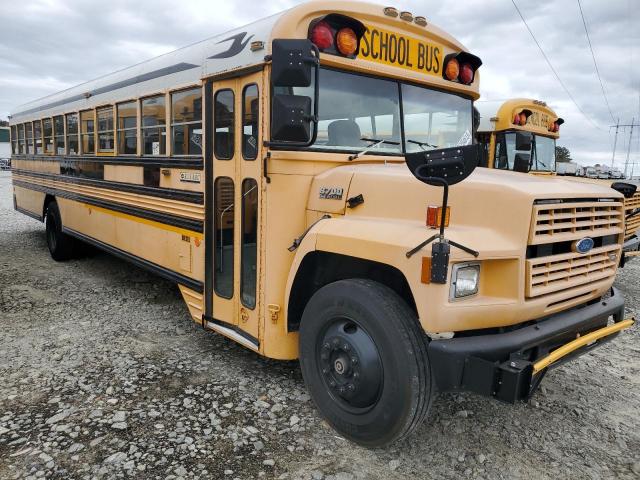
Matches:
[10,10,286,122]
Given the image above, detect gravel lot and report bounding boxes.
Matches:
[1,169,639,480]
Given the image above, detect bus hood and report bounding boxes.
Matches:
[308,163,623,244]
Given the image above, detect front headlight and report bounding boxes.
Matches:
[450,263,480,300]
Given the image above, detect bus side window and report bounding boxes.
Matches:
[214,90,234,160]
[242,84,259,160]
[215,177,234,298]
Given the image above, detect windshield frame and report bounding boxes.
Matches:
[270,66,475,157]
[493,130,556,173]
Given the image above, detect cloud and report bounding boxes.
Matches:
[0,0,638,169]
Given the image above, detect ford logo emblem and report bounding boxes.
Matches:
[574,237,595,254]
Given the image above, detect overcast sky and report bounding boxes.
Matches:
[0,0,638,171]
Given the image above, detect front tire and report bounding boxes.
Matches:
[299,279,433,447]
[45,201,75,261]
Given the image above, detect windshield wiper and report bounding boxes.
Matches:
[348,137,400,161]
[407,139,439,150]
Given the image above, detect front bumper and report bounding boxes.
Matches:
[623,235,639,253]
[428,288,633,403]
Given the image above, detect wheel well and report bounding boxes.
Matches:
[43,194,56,220]
[287,251,418,332]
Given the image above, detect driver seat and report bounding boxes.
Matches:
[327,120,362,147]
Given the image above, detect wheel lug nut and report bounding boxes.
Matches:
[343,344,350,351]
[348,384,355,392]
[353,372,359,379]
[322,343,330,350]
[351,356,358,365]
[329,380,336,388]
[322,368,328,374]
[339,386,345,394]
[332,338,340,347]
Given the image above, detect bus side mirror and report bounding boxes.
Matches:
[513,153,531,173]
[269,39,320,146]
[271,95,312,144]
[515,131,532,151]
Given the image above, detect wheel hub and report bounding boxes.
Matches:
[318,319,382,409]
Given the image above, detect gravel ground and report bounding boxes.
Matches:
[1,169,639,480]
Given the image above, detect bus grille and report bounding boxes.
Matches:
[526,199,623,299]
[624,192,640,240]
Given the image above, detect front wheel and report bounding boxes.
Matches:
[299,279,433,447]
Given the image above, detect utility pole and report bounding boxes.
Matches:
[611,118,619,169]
[623,118,634,179]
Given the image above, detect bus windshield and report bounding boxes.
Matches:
[494,132,556,173]
[277,68,473,155]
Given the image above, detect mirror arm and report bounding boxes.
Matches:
[265,45,320,149]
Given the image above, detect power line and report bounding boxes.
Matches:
[510,0,602,130]
[577,0,615,123]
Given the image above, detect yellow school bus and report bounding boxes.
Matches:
[476,98,640,256]
[10,2,634,446]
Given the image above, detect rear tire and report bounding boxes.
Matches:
[45,201,75,261]
[299,279,433,447]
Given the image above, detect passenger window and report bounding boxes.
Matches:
[97,107,114,153]
[171,87,202,156]
[242,85,259,160]
[117,101,137,155]
[80,110,95,154]
[17,124,25,154]
[43,118,53,154]
[66,113,79,155]
[34,121,43,154]
[10,126,17,154]
[241,178,258,308]
[26,123,33,154]
[215,177,235,298]
[53,115,65,154]
[214,90,234,160]
[142,95,166,156]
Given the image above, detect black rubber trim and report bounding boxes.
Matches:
[13,179,203,233]
[12,168,203,204]
[428,287,625,396]
[203,315,260,347]
[11,154,203,170]
[204,80,214,322]
[15,205,43,222]
[12,62,199,117]
[63,227,203,293]
[206,64,264,82]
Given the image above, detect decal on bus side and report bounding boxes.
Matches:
[358,26,443,77]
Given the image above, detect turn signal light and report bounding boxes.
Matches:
[336,27,358,56]
[513,113,521,125]
[519,113,527,126]
[444,58,459,81]
[310,21,334,50]
[427,205,450,229]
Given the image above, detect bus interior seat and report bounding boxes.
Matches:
[327,120,362,147]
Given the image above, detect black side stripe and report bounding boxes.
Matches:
[13,179,203,233]
[63,226,204,293]
[13,63,199,117]
[12,169,203,204]
[11,154,203,170]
